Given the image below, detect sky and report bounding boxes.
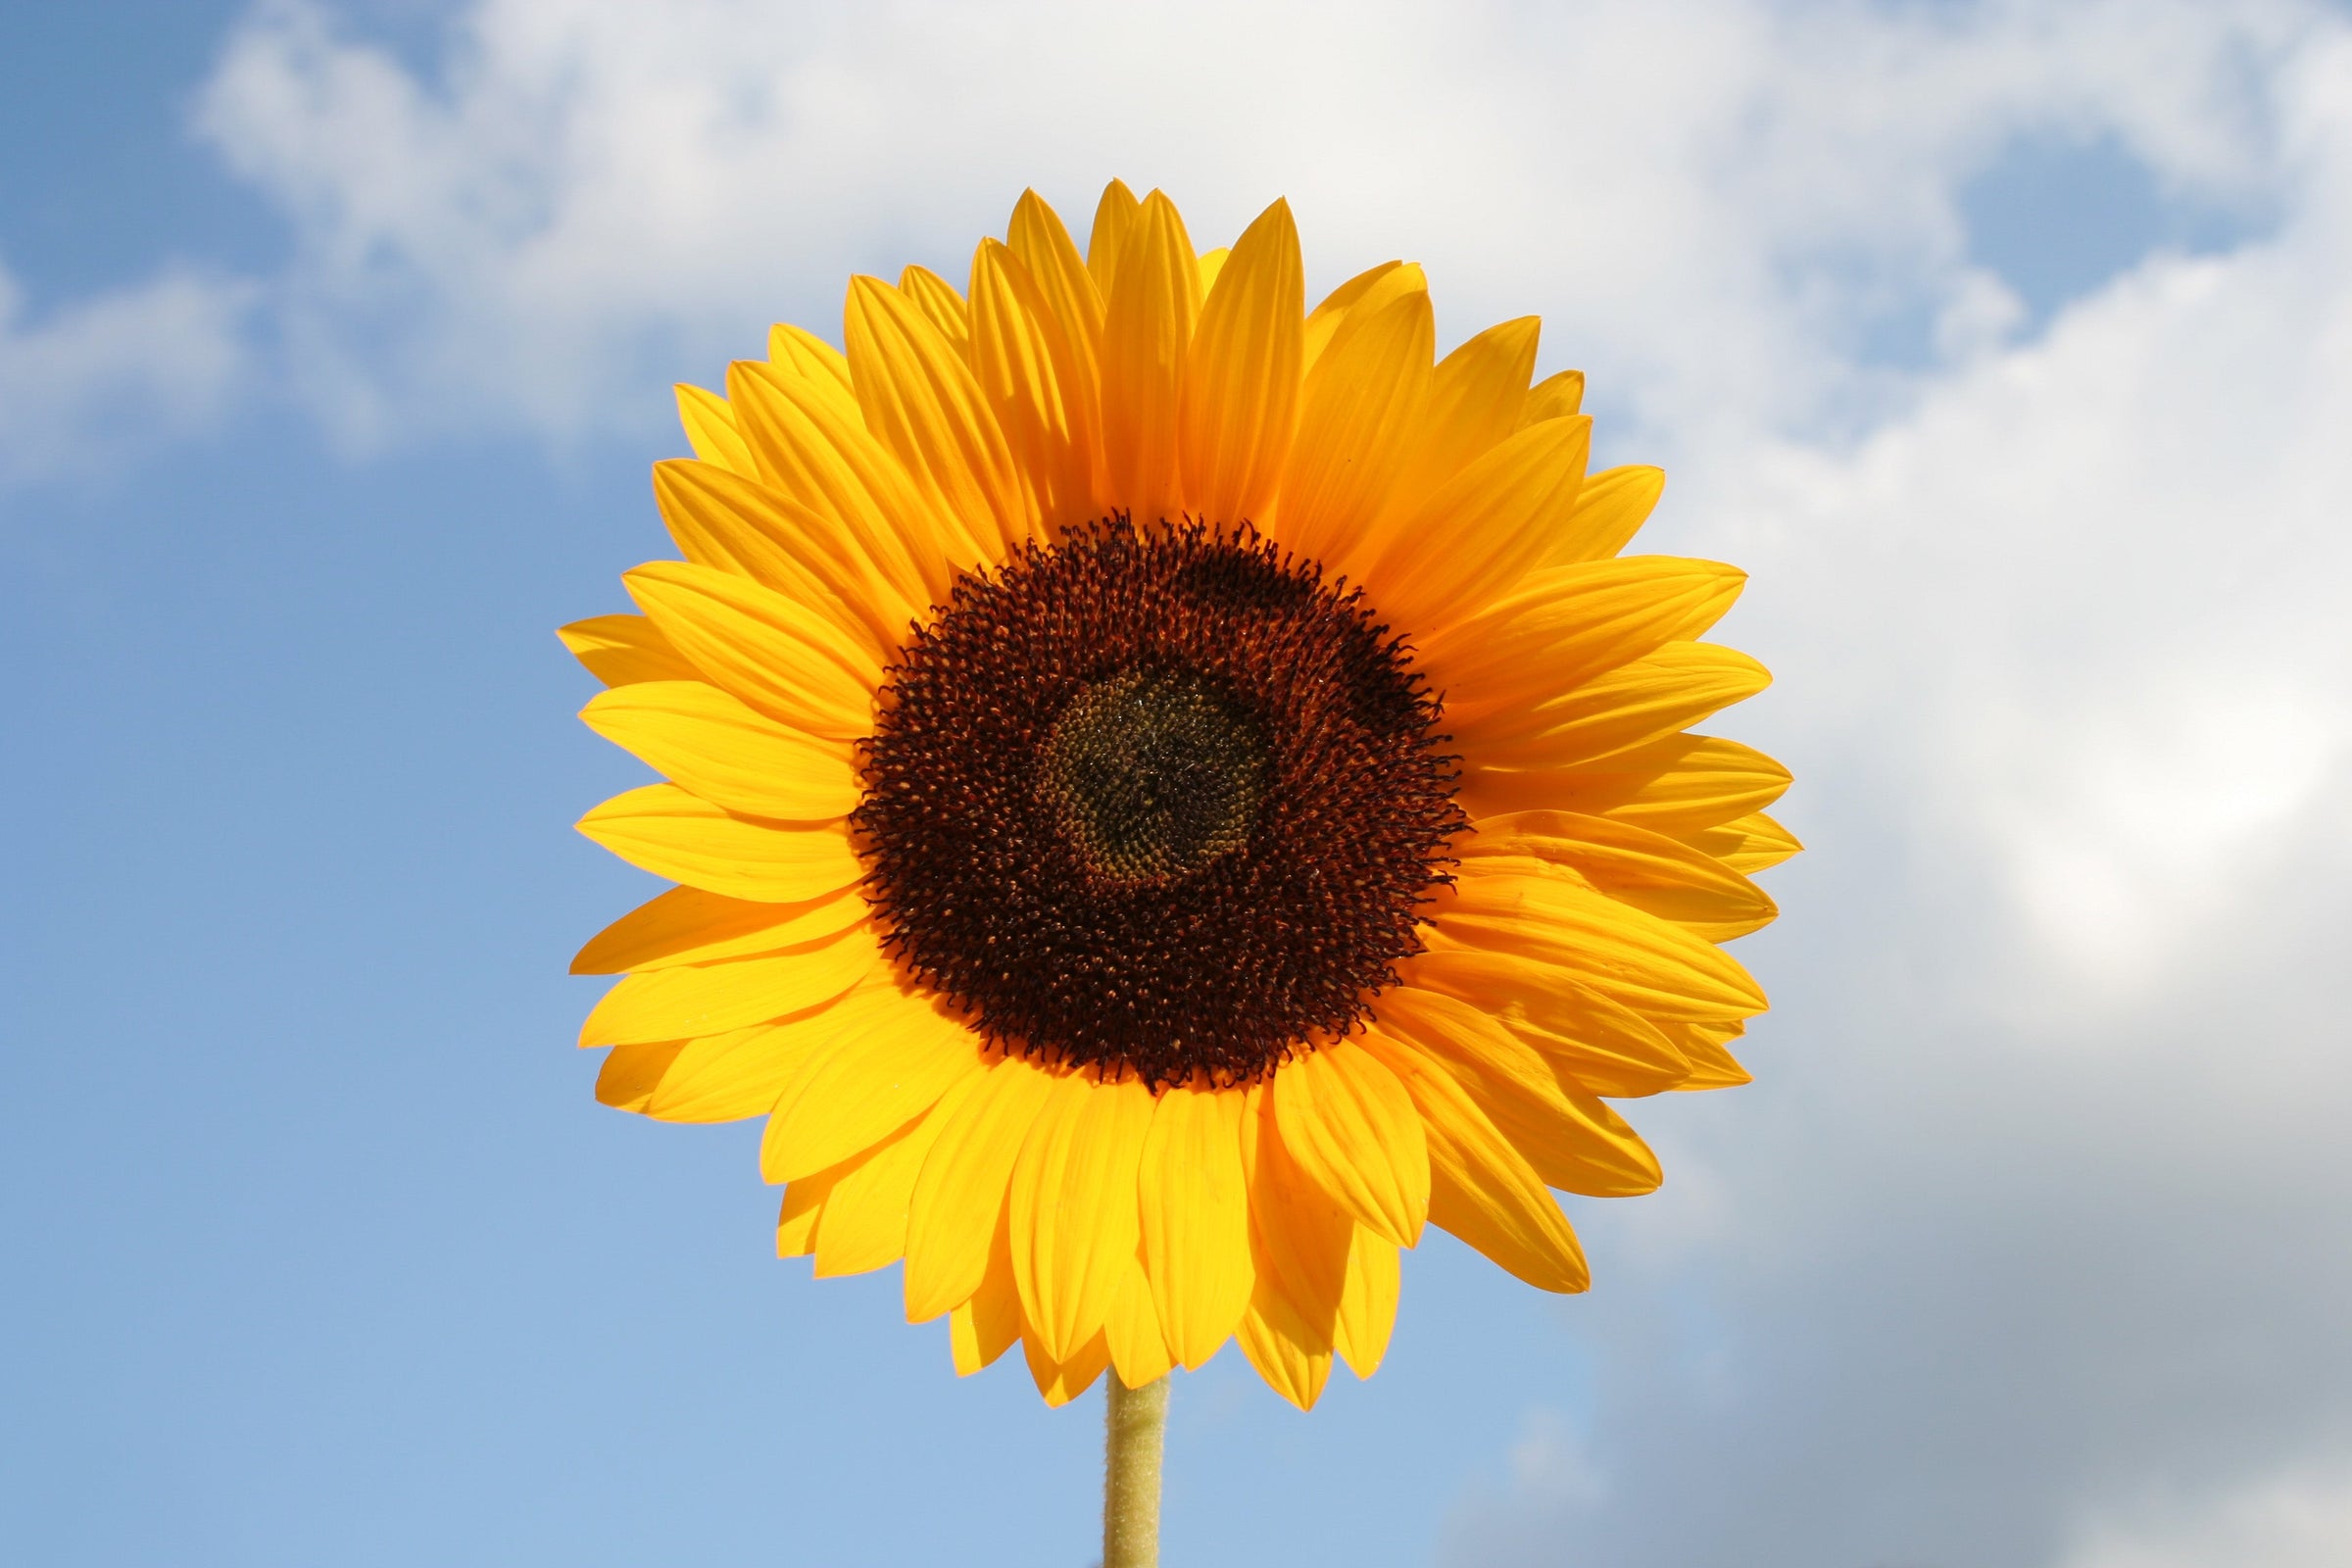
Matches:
[4,2,2350,1565]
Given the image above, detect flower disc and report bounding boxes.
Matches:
[856,521,1465,1089]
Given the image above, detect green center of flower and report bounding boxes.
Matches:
[1037,667,1269,886]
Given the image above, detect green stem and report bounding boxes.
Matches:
[1102,1376,1169,1568]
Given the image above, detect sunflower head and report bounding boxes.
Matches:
[566,180,1796,1410]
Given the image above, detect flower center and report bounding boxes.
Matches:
[1037,666,1269,887]
[854,520,1464,1089]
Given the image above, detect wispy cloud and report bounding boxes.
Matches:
[0,260,253,484]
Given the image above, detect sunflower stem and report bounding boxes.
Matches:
[1102,1375,1169,1568]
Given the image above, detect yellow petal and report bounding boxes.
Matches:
[1009,1070,1154,1363]
[1543,464,1665,565]
[1421,556,1748,723]
[1377,987,1662,1196]
[1195,245,1230,293]
[558,613,699,688]
[1665,1017,1753,1091]
[651,458,903,661]
[844,274,1033,555]
[1105,1251,1176,1389]
[1085,178,1142,295]
[1300,260,1407,373]
[760,980,985,1182]
[622,560,879,742]
[1676,809,1804,874]
[580,680,858,822]
[1235,1266,1335,1411]
[576,925,878,1046]
[1137,1082,1253,1370]
[776,1158,845,1257]
[634,1011,849,1124]
[904,1054,1060,1323]
[674,383,760,477]
[1404,944,1693,1097]
[1462,809,1780,941]
[1460,733,1791,832]
[1519,368,1585,424]
[771,1110,916,1264]
[1237,1084,1349,1347]
[1433,868,1768,1023]
[1333,1229,1399,1378]
[1361,1030,1589,1293]
[1023,1325,1112,1408]
[1470,642,1773,769]
[898,265,971,360]
[948,1213,1023,1374]
[1277,285,1434,569]
[1391,316,1540,517]
[1178,198,1302,527]
[814,1106,951,1278]
[594,1040,683,1111]
[1268,1040,1429,1247]
[570,884,866,974]
[1005,190,1107,500]
[575,783,862,903]
[1367,415,1592,634]
[724,359,973,605]
[1098,190,1200,523]
[767,322,858,404]
[968,238,1097,532]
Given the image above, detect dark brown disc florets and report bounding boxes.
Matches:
[854,519,1464,1089]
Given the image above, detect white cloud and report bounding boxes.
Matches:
[2061,1464,2352,1568]
[189,0,2313,452]
[0,261,254,484]
[1720,205,2352,1005]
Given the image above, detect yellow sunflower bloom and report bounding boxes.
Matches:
[565,181,1796,1412]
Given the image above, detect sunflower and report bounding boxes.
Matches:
[564,181,1795,1411]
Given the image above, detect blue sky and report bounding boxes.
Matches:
[7,4,2352,1567]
